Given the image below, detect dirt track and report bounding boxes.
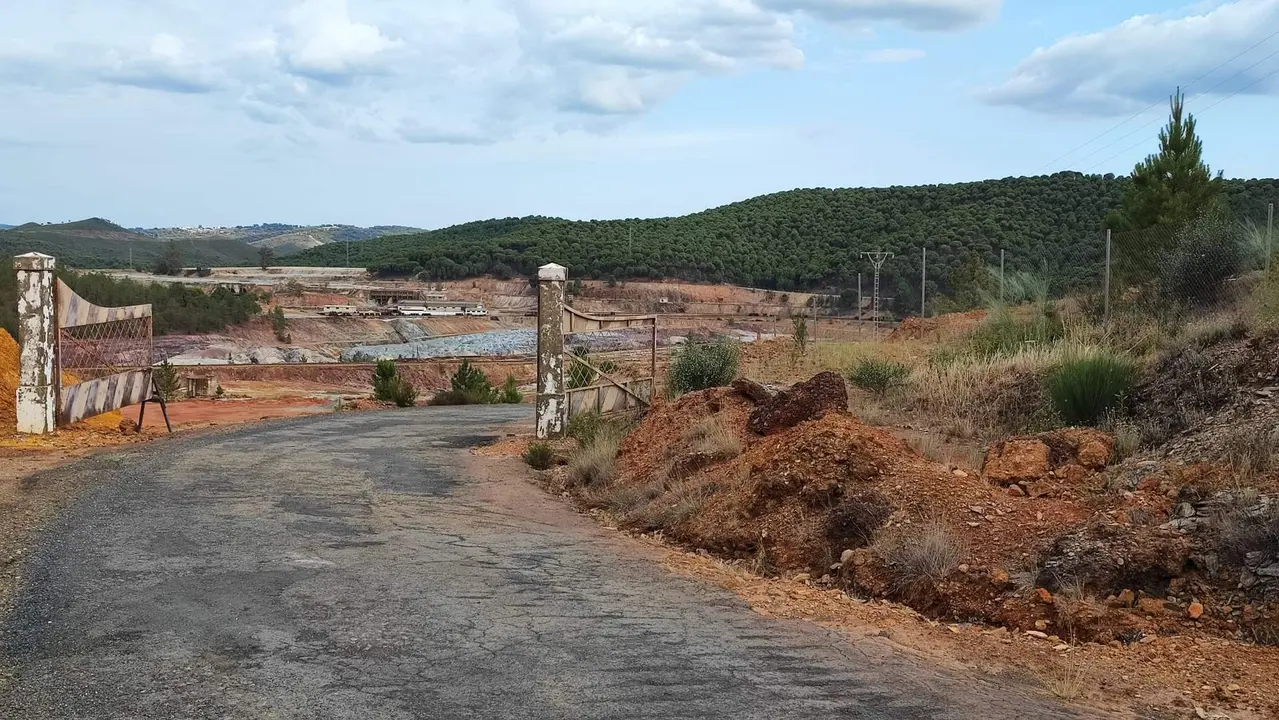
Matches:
[0,407,1094,719]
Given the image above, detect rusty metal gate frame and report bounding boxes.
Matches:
[563,305,657,418]
[54,278,169,430]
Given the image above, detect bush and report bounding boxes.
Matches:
[271,306,290,343]
[567,429,622,487]
[667,338,740,395]
[430,360,497,405]
[968,310,1064,359]
[372,359,418,407]
[523,441,554,470]
[567,410,605,445]
[1160,212,1246,307]
[848,358,910,396]
[499,375,523,404]
[152,359,182,402]
[1045,353,1136,426]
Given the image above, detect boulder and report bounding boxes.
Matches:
[732,377,775,405]
[747,372,848,436]
[982,439,1051,486]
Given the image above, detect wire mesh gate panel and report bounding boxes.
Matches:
[563,306,657,418]
[55,279,154,425]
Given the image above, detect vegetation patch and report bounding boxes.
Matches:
[1045,352,1136,427]
[667,338,740,395]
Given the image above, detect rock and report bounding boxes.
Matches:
[731,377,774,405]
[793,573,811,582]
[747,372,848,436]
[1034,587,1054,604]
[983,439,1052,485]
[840,549,856,565]
[1007,484,1027,497]
[1137,598,1167,616]
[969,505,986,514]
[952,469,969,478]
[1024,630,1049,639]
[1060,428,1114,469]
[1034,619,1049,631]
[1115,589,1136,608]
[989,567,1011,588]
[1053,644,1070,651]
[118,418,140,435]
[1056,464,1089,484]
[1188,602,1204,620]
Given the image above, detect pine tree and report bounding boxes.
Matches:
[1107,88,1223,232]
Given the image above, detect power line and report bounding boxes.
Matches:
[1067,44,1279,170]
[1082,60,1279,173]
[1036,27,1279,172]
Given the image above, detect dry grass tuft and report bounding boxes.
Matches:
[567,428,623,488]
[1046,659,1091,700]
[684,416,744,459]
[907,434,944,463]
[879,519,967,599]
[1223,425,1279,478]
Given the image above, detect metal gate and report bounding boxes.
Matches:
[54,278,157,426]
[563,306,656,418]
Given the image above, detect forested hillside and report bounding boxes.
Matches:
[0,219,260,269]
[290,174,1279,305]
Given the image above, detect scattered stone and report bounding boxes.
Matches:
[747,372,848,436]
[1188,602,1204,620]
[952,469,968,478]
[1053,644,1070,652]
[119,417,140,435]
[969,505,986,514]
[731,377,774,405]
[989,567,1011,588]
[1007,484,1027,498]
[1025,630,1049,639]
[1034,619,1049,631]
[1034,587,1053,604]
[839,549,856,565]
[1137,598,1167,616]
[1056,464,1088,484]
[1115,589,1136,608]
[793,573,811,582]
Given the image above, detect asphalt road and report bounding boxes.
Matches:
[0,407,1093,719]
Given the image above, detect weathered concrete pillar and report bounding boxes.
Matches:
[14,253,57,434]
[535,263,567,439]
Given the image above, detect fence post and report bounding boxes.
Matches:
[14,253,57,435]
[999,249,1005,304]
[1267,203,1274,275]
[920,247,927,317]
[535,263,567,440]
[1103,230,1112,324]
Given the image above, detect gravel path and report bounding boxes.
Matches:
[0,408,1095,719]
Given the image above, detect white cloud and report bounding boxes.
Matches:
[0,0,995,145]
[757,0,1001,31]
[984,0,1279,115]
[864,48,926,63]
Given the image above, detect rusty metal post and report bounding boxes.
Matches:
[535,263,567,439]
[15,253,57,434]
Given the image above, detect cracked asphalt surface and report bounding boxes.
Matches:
[0,407,1094,719]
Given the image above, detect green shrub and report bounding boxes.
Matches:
[430,360,498,405]
[387,377,418,407]
[848,358,910,396]
[567,410,604,445]
[1045,353,1136,426]
[968,310,1064,359]
[271,306,291,344]
[1160,212,1246,307]
[667,338,740,394]
[372,360,400,402]
[523,441,554,470]
[499,375,523,404]
[152,359,182,402]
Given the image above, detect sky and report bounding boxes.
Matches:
[1,0,1278,229]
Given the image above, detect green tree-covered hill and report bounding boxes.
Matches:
[288,173,1279,306]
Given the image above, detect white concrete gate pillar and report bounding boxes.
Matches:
[14,253,57,435]
[535,263,567,440]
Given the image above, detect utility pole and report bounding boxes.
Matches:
[346,238,351,268]
[857,273,863,321]
[1104,229,1112,323]
[920,247,927,318]
[861,252,893,339]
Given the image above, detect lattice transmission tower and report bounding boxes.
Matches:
[860,251,894,338]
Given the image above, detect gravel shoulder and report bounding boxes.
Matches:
[0,407,1094,719]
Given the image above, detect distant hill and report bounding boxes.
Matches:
[289,174,1279,300]
[144,224,422,255]
[0,224,13,230]
[0,218,261,269]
